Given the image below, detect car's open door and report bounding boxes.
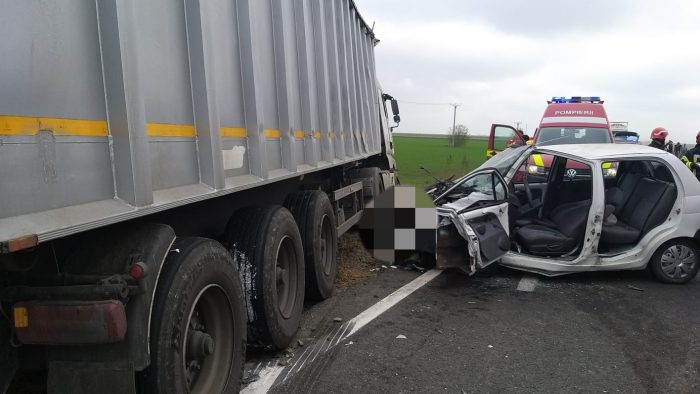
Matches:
[487,124,525,158]
[436,169,511,274]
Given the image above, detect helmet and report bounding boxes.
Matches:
[696,131,700,144]
[650,127,668,140]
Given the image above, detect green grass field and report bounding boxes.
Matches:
[392,135,488,207]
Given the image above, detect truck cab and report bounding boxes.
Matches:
[487,96,616,179]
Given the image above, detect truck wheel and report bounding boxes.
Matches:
[649,239,700,284]
[142,237,246,394]
[223,206,305,349]
[349,167,385,202]
[285,191,338,300]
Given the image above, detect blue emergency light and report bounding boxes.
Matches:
[550,96,602,103]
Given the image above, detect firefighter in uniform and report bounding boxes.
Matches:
[649,127,668,149]
[681,131,700,180]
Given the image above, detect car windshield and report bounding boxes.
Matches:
[474,145,529,176]
[536,127,611,146]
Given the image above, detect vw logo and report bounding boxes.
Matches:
[566,169,577,178]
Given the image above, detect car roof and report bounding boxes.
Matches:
[534,143,671,160]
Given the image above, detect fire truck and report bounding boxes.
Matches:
[487,97,616,180]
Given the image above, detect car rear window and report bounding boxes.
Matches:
[536,127,611,146]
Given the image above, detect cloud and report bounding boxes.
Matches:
[357,0,700,142]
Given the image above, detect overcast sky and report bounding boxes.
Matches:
[356,0,700,143]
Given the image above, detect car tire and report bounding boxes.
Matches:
[141,237,246,394]
[223,206,305,349]
[648,239,700,284]
[284,191,338,300]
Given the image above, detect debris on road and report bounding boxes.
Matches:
[297,339,305,347]
[345,341,354,346]
[336,231,384,288]
[396,334,407,339]
[333,317,343,322]
[487,345,493,348]
[627,285,645,292]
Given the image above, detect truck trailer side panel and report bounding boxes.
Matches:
[0,0,383,246]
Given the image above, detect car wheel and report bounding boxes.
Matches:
[649,239,700,284]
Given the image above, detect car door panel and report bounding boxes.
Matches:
[467,213,511,263]
[488,124,525,158]
[440,201,510,274]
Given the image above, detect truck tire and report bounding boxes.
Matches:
[284,191,338,300]
[649,239,700,284]
[223,206,305,349]
[349,167,385,202]
[141,237,246,394]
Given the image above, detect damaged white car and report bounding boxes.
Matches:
[434,143,700,284]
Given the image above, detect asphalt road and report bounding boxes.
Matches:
[251,266,700,394]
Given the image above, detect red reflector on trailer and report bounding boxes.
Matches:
[3,234,38,253]
[13,300,127,345]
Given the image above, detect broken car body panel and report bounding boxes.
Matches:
[436,144,700,277]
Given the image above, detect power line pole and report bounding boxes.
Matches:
[450,103,461,147]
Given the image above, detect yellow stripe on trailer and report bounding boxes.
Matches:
[0,115,108,137]
[147,123,196,137]
[532,154,545,167]
[293,130,305,139]
[264,129,281,138]
[220,127,247,138]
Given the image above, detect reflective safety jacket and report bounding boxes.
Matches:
[681,144,700,180]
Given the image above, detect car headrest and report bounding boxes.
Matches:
[653,165,674,183]
[605,187,624,208]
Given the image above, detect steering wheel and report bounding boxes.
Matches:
[523,174,534,206]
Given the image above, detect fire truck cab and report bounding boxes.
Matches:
[487,96,616,180]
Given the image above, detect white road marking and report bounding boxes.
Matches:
[241,269,443,393]
[241,365,285,394]
[343,269,442,338]
[516,275,539,292]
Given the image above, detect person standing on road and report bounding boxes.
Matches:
[681,132,700,180]
[675,142,682,157]
[649,127,669,150]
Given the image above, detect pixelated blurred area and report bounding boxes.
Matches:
[358,186,437,266]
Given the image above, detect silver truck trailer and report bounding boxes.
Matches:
[0,0,400,392]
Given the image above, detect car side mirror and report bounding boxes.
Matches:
[390,99,399,116]
[393,114,400,123]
